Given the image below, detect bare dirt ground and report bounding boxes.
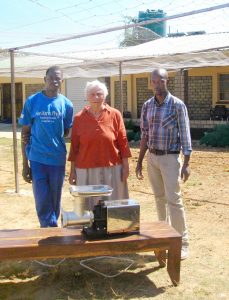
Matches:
[0,137,228,300]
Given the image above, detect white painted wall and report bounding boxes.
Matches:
[65,77,96,114]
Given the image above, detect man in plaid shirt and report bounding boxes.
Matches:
[136,68,192,260]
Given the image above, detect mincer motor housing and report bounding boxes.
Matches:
[83,199,140,237]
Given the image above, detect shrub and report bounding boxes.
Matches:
[127,130,135,141]
[134,131,141,141]
[124,119,135,130]
[200,124,229,147]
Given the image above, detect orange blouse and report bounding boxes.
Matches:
[68,104,131,168]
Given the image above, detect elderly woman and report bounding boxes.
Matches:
[68,80,131,203]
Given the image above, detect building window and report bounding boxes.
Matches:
[219,74,229,101]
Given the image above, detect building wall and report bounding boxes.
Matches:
[188,66,229,107]
[136,77,152,118]
[110,75,132,114]
[167,77,175,95]
[25,84,45,99]
[187,76,212,120]
[114,80,128,111]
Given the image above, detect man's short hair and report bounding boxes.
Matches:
[46,66,62,76]
[151,68,168,80]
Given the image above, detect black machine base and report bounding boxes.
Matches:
[82,225,107,239]
[82,201,107,239]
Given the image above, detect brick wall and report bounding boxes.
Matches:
[114,81,127,112]
[25,84,45,99]
[167,77,175,96]
[173,70,188,105]
[136,77,152,118]
[187,76,212,120]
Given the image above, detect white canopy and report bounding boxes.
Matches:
[0,32,229,78]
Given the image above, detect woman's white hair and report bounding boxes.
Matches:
[85,80,108,98]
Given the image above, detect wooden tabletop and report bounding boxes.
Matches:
[0,222,181,259]
[0,221,182,286]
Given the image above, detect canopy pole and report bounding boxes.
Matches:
[10,50,19,193]
[119,61,123,116]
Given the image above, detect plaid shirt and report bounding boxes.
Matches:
[140,92,192,155]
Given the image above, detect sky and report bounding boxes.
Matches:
[0,0,229,53]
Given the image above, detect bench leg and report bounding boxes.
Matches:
[167,239,181,286]
[154,250,166,267]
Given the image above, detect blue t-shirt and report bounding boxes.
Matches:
[19,91,73,166]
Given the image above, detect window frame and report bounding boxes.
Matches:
[218,73,229,102]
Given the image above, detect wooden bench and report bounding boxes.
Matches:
[0,221,182,286]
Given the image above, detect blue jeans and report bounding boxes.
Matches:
[30,161,65,227]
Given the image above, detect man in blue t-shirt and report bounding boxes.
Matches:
[19,66,73,227]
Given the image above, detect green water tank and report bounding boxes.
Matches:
[138,9,166,37]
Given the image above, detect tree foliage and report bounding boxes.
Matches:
[119,17,160,47]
